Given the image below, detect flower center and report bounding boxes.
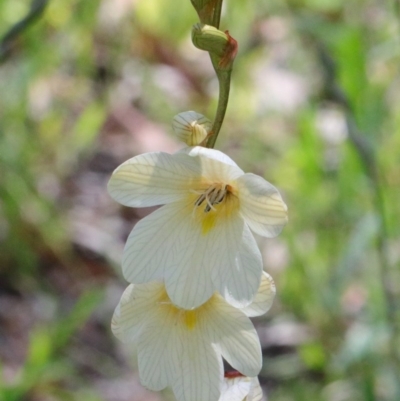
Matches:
[194,184,229,213]
[190,183,239,235]
[158,291,216,331]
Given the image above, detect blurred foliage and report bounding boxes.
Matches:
[1,0,400,400]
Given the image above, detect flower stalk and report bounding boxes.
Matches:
[108,3,288,400]
[190,0,237,148]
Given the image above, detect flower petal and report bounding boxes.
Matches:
[221,377,263,401]
[111,283,162,343]
[210,214,263,309]
[209,298,262,377]
[123,200,215,308]
[237,173,288,237]
[165,246,214,310]
[172,323,223,401]
[178,146,244,182]
[241,271,276,317]
[108,152,201,207]
[137,302,182,391]
[166,207,262,309]
[247,377,263,401]
[122,201,189,281]
[220,377,252,401]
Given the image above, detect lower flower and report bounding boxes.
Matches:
[112,272,275,401]
[221,374,263,401]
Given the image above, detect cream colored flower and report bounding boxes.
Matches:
[172,111,211,146]
[112,272,274,401]
[220,375,263,401]
[108,146,287,309]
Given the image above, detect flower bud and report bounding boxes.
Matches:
[192,23,228,58]
[172,111,211,146]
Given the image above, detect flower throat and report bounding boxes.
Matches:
[195,184,229,213]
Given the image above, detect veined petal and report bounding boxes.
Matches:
[177,146,244,182]
[165,247,214,310]
[247,377,263,401]
[137,301,182,391]
[181,146,238,168]
[122,201,191,284]
[111,284,134,342]
[163,206,215,309]
[241,271,276,317]
[209,299,262,377]
[108,152,201,207]
[111,283,162,343]
[210,213,263,308]
[172,323,223,401]
[123,200,215,308]
[220,376,252,401]
[237,173,288,238]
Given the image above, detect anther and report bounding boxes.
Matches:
[194,185,228,213]
[195,194,206,207]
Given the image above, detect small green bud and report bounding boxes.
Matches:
[192,23,228,58]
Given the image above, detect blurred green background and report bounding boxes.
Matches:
[1,0,400,400]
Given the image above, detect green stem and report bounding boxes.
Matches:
[206,0,229,148]
[190,0,234,148]
[0,0,49,63]
[206,66,232,148]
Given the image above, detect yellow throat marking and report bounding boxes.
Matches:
[192,183,238,235]
[183,310,197,330]
[158,291,218,331]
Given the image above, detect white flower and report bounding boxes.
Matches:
[108,146,287,309]
[220,375,263,401]
[172,111,211,146]
[112,272,275,401]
